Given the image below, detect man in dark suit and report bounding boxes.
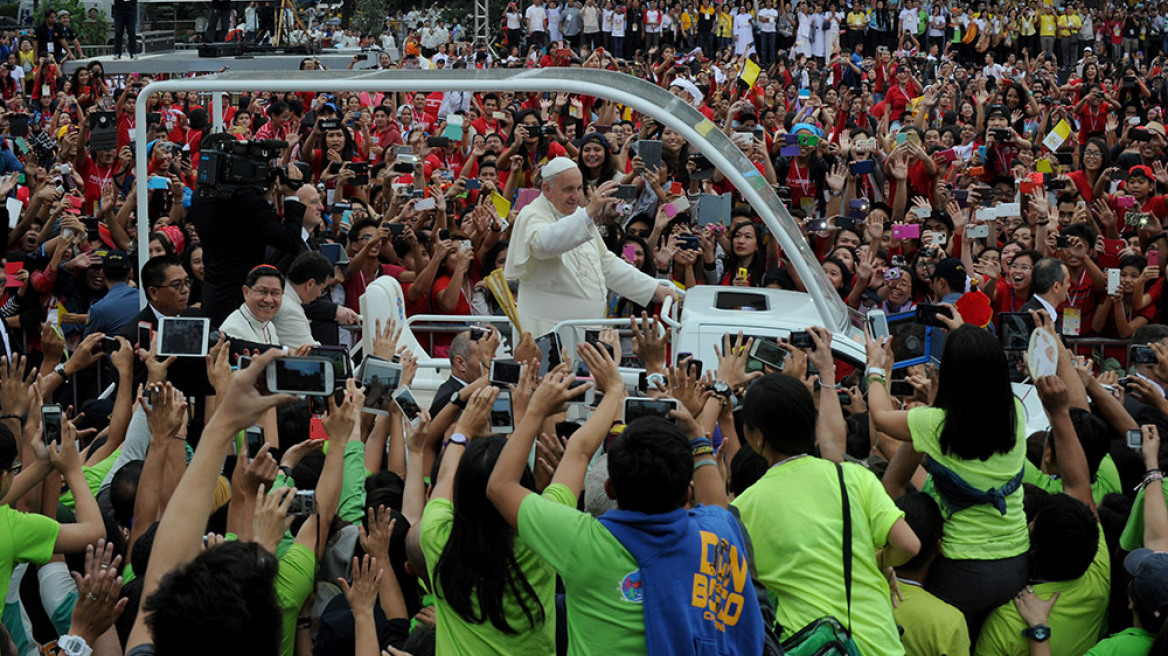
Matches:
[265,182,325,274]
[117,255,215,399]
[1020,257,1069,335]
[428,330,482,417]
[192,137,308,326]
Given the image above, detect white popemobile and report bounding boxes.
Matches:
[131,68,1045,430]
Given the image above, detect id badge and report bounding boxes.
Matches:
[40,84,49,97]
[46,43,54,53]
[799,197,816,214]
[1062,307,1081,336]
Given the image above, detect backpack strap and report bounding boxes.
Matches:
[836,463,852,637]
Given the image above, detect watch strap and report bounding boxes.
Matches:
[445,432,469,447]
[451,389,467,409]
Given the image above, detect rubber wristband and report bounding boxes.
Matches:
[693,459,718,471]
[692,445,716,457]
[689,437,712,450]
[866,367,886,379]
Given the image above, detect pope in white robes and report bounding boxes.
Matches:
[504,158,677,337]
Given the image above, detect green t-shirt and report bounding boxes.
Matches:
[974,531,1110,656]
[1022,455,1122,505]
[276,543,316,656]
[1120,484,1168,551]
[59,450,121,510]
[893,582,970,656]
[1084,627,1156,655]
[0,506,59,621]
[517,483,644,656]
[908,402,1030,560]
[420,495,558,656]
[732,458,905,656]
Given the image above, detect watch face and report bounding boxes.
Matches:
[1033,626,1050,641]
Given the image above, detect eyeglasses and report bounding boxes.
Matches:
[6,460,20,474]
[1010,264,1033,271]
[1083,151,1103,158]
[153,278,192,291]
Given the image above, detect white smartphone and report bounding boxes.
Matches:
[1108,268,1121,296]
[393,386,422,426]
[156,316,210,357]
[490,360,522,386]
[264,357,335,396]
[490,389,514,434]
[41,404,62,445]
[867,309,890,340]
[622,397,679,425]
[359,356,402,416]
[966,224,989,239]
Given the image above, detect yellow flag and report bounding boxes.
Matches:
[740,59,761,87]
[1036,159,1053,173]
[489,192,512,219]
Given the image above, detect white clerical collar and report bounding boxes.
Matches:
[242,304,275,343]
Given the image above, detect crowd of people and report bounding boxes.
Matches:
[0,0,1168,655]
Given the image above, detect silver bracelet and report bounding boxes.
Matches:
[820,382,841,390]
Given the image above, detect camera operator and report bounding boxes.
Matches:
[191,134,309,326]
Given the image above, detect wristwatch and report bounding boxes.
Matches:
[53,363,68,379]
[707,380,733,399]
[1021,624,1051,642]
[445,433,468,448]
[450,389,467,410]
[645,372,668,390]
[57,635,93,656]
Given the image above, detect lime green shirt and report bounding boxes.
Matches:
[908,402,1030,560]
[1022,454,1121,505]
[1120,484,1168,551]
[974,531,1109,656]
[733,458,905,656]
[276,543,316,656]
[420,495,558,656]
[893,582,971,656]
[0,506,60,621]
[60,450,121,510]
[1084,627,1156,655]
[517,483,644,656]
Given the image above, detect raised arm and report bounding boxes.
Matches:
[1035,375,1096,519]
[487,366,583,528]
[126,348,298,651]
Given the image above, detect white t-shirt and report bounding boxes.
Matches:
[612,11,626,36]
[526,4,548,32]
[899,7,917,32]
[758,7,778,32]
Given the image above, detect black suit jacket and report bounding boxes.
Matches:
[429,376,466,418]
[192,188,306,327]
[117,307,215,399]
[1019,296,1062,335]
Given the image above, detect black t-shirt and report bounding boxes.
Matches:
[33,23,56,57]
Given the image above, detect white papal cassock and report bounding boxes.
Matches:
[504,193,661,337]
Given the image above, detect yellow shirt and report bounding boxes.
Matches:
[1039,14,1057,36]
[717,12,733,37]
[893,583,971,656]
[734,459,906,656]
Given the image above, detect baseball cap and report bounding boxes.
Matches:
[1146,121,1166,139]
[933,258,967,289]
[1125,549,1168,619]
[1130,165,1155,181]
[101,249,130,275]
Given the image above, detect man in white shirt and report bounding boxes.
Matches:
[526,0,549,48]
[757,1,778,65]
[899,0,918,34]
[504,158,677,337]
[272,252,345,348]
